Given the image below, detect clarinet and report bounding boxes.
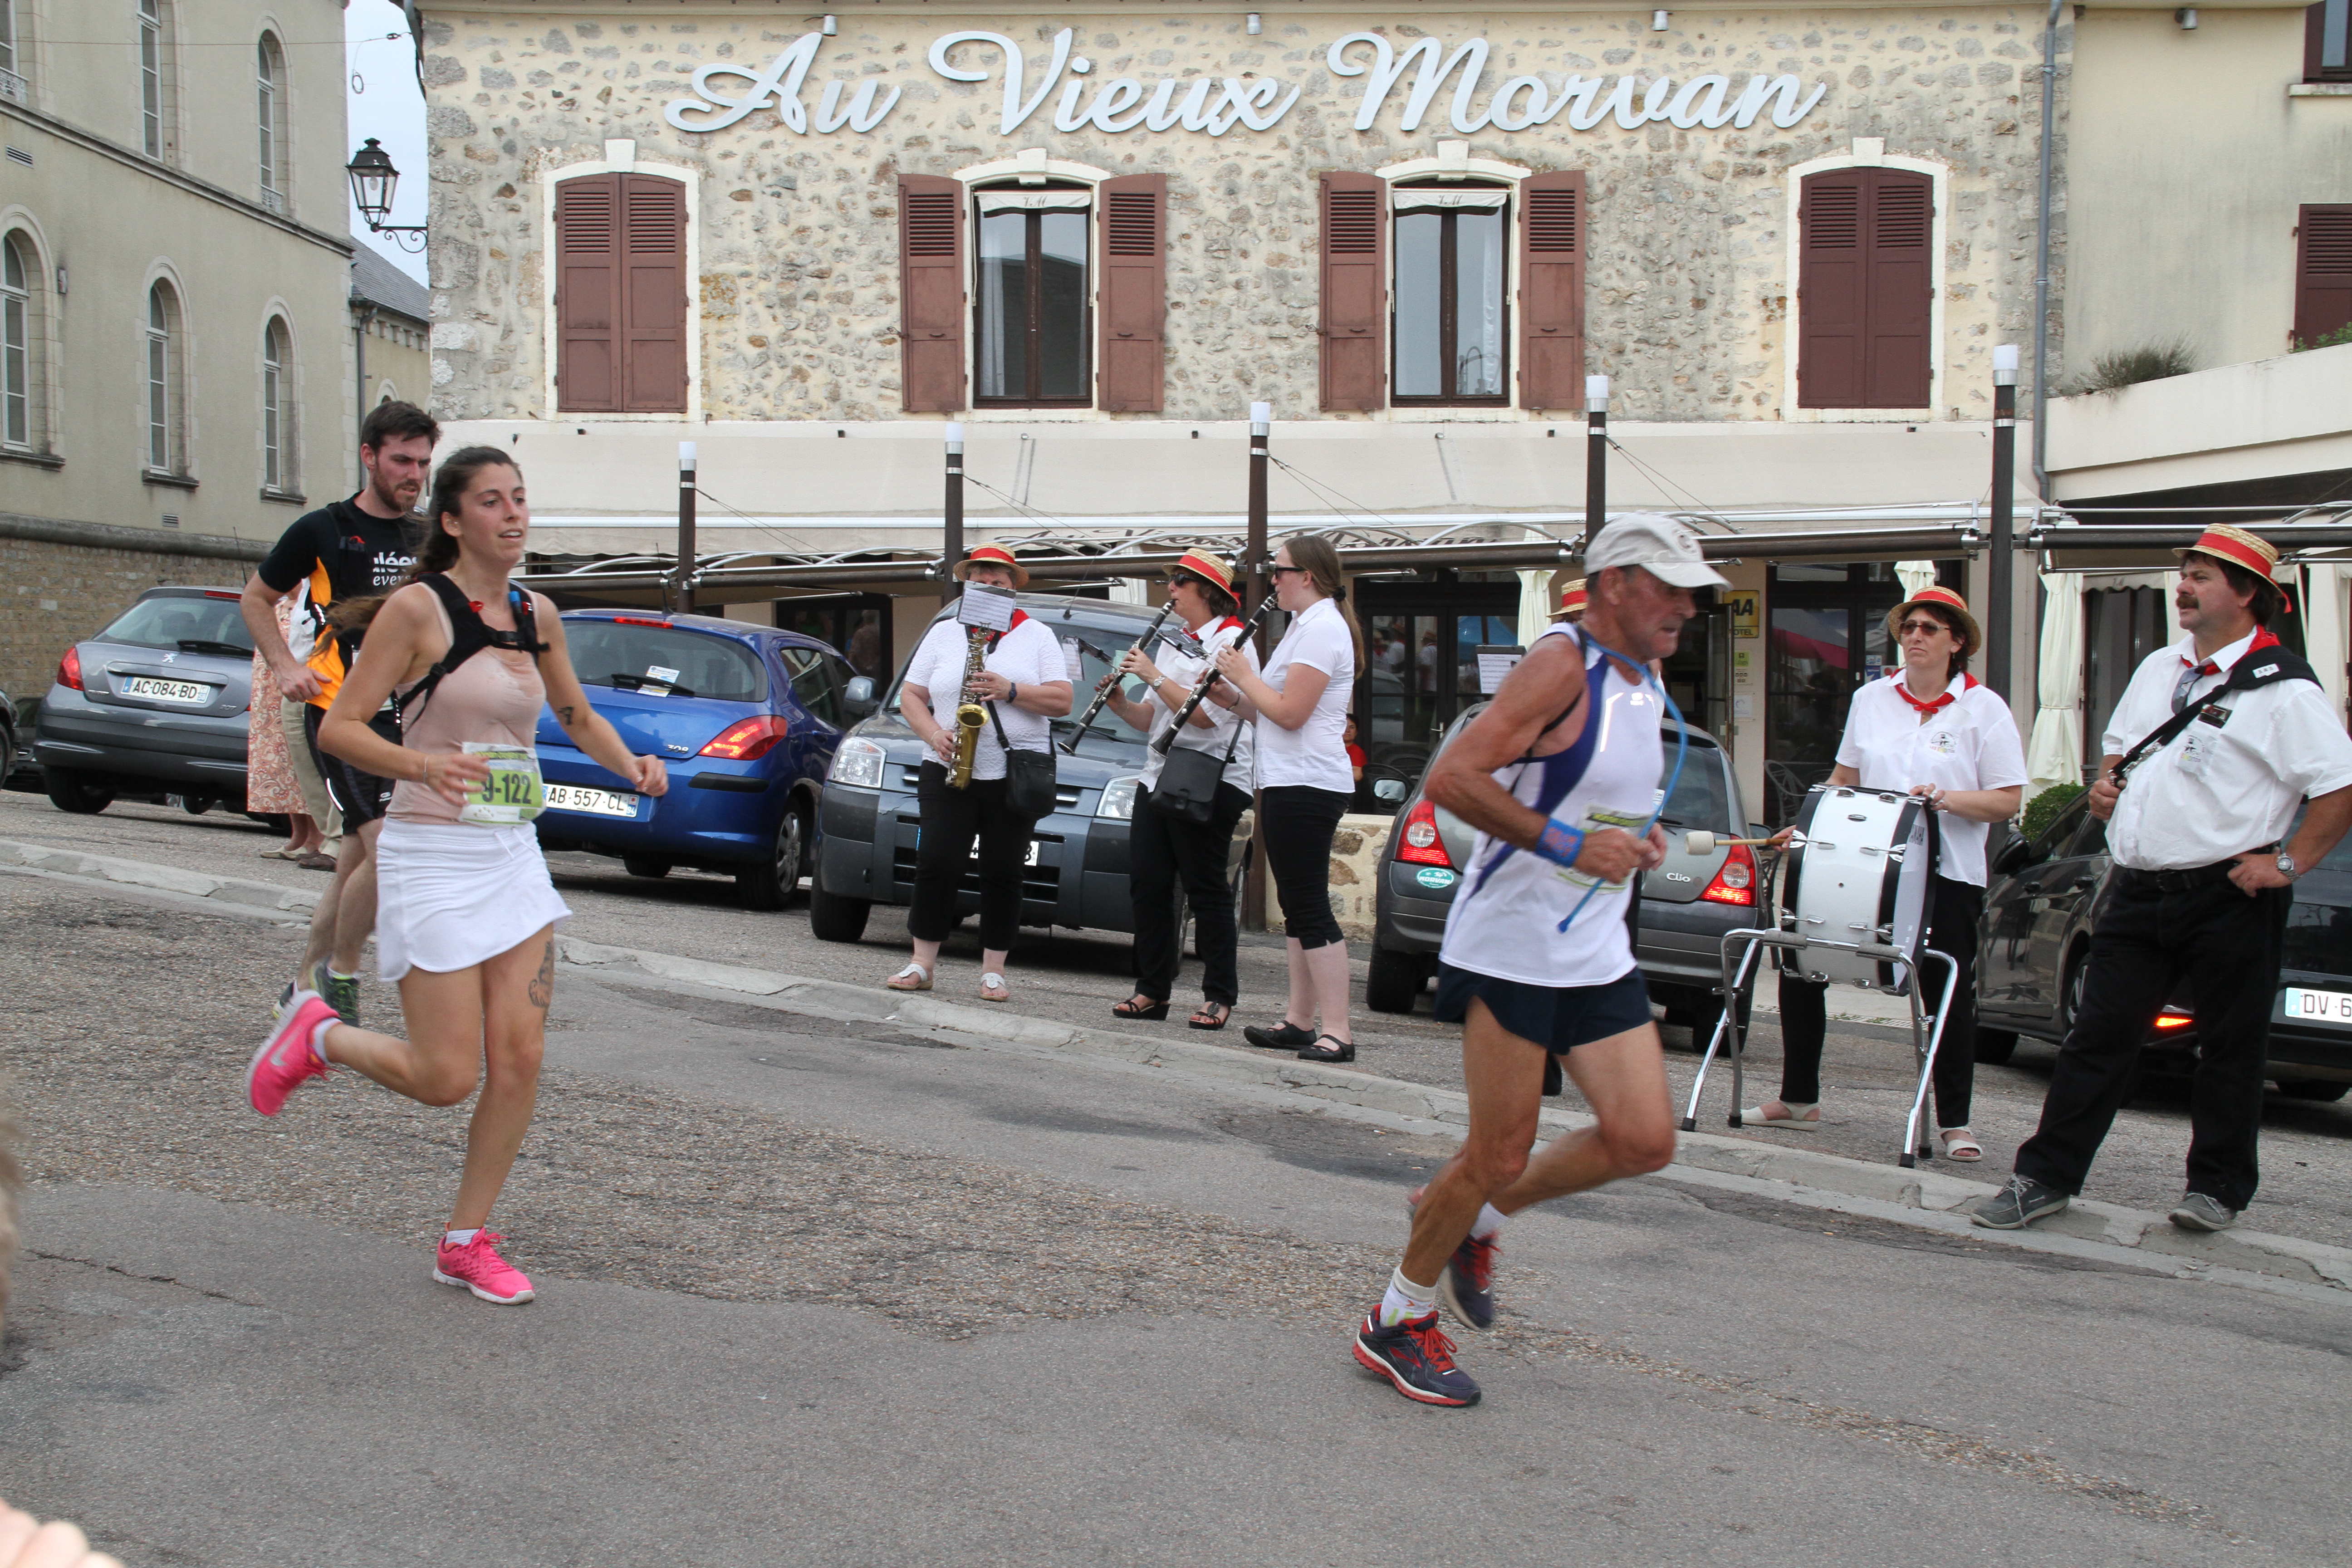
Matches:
[1152,595,1279,755]
[1061,601,1182,754]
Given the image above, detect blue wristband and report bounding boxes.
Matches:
[1534,820,1586,870]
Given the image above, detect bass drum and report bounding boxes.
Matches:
[1778,784,1938,990]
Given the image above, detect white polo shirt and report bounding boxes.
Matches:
[1251,596,1356,794]
[1834,671,2029,887]
[901,613,1066,781]
[1138,616,1259,791]
[2101,630,2352,872]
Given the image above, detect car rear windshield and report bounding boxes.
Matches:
[1658,733,1734,832]
[563,619,765,703]
[100,594,254,656]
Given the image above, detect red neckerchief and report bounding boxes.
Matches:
[2182,627,2280,681]
[1891,670,1977,717]
[985,609,1031,649]
[1212,615,1243,635]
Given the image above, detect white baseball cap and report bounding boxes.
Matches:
[1583,512,1729,590]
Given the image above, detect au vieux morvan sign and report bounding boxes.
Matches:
[666,29,1831,138]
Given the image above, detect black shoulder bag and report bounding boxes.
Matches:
[1149,721,1244,823]
[986,700,1060,819]
[2109,646,2318,790]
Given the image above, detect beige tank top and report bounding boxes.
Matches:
[389,590,548,825]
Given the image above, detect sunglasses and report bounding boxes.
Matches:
[1897,619,1952,638]
[1269,564,1309,578]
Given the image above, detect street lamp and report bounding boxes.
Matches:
[346,138,427,250]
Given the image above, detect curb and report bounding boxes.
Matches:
[10,833,2346,1294]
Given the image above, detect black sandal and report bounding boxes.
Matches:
[1243,1020,1316,1051]
[1298,1034,1356,1064]
[1112,995,1170,1021]
[1188,1002,1231,1031]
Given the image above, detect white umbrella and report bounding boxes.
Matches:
[2025,572,2084,792]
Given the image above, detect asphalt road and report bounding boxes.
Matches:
[5,786,2348,1245]
[1,840,2350,1562]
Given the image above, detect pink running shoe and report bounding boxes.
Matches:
[434,1231,535,1305]
[247,991,335,1116]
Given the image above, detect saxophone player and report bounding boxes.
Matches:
[888,546,1072,1003]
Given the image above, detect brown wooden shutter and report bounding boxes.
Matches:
[1097,173,1166,413]
[1798,168,1931,409]
[2295,204,2352,347]
[1517,171,1586,411]
[555,174,620,412]
[899,175,966,413]
[1319,172,1386,411]
[620,174,688,413]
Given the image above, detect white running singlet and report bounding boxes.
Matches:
[1437,627,1664,988]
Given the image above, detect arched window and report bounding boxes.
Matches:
[261,316,293,491]
[145,280,183,473]
[2,231,39,451]
[972,183,1093,407]
[256,33,287,211]
[137,0,176,159]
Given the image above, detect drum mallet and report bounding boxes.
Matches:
[1681,831,1789,856]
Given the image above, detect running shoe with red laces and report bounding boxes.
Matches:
[247,991,335,1116]
[1353,1310,1481,1406]
[434,1231,535,1305]
[1406,1186,1499,1332]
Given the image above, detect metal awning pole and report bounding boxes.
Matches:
[675,442,697,616]
[1988,345,2019,704]
[942,421,965,604]
[1584,375,1609,549]
[1245,400,1271,934]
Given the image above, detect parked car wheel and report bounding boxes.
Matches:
[1365,945,1427,1014]
[622,856,673,880]
[44,767,112,815]
[2274,1080,2350,1102]
[2057,946,2090,1040]
[180,794,216,816]
[808,879,871,943]
[1974,1028,2020,1067]
[738,804,809,912]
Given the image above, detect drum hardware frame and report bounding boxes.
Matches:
[1681,923,1961,1169]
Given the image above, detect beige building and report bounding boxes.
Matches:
[350,244,432,483]
[0,0,355,703]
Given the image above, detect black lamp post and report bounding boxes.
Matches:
[346,138,426,250]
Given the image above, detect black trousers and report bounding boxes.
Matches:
[909,760,1034,952]
[1260,784,1351,950]
[2017,871,2290,1211]
[1779,875,1983,1127]
[1129,780,1253,1006]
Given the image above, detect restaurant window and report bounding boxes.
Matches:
[2307,1,2352,83]
[553,172,687,413]
[974,188,1091,407]
[1391,185,1509,406]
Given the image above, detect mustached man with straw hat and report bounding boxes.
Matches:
[1975,525,2352,1234]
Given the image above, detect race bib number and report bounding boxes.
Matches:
[1553,796,1658,893]
[457,742,545,827]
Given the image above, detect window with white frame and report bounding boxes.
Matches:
[2,231,37,450]
[973,186,1092,407]
[256,34,287,211]
[0,0,25,102]
[138,0,173,159]
[261,316,293,491]
[1391,184,1510,406]
[146,281,183,473]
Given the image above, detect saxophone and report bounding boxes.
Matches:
[946,625,990,789]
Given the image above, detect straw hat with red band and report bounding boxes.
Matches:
[2175,523,2282,583]
[951,543,1029,588]
[1883,584,1983,659]
[1169,549,1236,597]
[1548,579,1589,622]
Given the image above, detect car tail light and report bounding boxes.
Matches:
[699,714,789,760]
[614,616,671,628]
[203,589,241,601]
[1700,843,1757,906]
[57,646,83,690]
[2154,1009,2193,1031]
[1396,800,1452,868]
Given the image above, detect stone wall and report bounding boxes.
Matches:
[421,5,2056,425]
[0,536,248,720]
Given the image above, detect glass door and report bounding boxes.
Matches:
[1355,578,1519,811]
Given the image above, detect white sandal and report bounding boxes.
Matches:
[1738,1100,1821,1129]
[1937,1127,1984,1162]
[884,962,932,993]
[978,971,1009,1004]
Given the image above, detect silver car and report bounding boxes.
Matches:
[1366,702,1769,1038]
[33,586,262,815]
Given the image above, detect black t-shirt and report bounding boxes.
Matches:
[257,496,418,706]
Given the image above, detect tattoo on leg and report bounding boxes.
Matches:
[529,940,554,1010]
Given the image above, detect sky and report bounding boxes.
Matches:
[345,0,429,285]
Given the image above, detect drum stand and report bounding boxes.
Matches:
[1681,926,1961,1168]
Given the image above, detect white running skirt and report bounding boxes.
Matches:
[374,819,571,981]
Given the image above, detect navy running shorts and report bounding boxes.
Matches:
[1433,964,1654,1055]
[306,706,400,827]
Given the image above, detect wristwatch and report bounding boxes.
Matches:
[2277,852,2299,882]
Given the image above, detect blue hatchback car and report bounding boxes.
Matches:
[531,610,869,909]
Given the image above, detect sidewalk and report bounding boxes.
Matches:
[7,833,2346,1298]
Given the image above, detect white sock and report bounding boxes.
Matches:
[1377,1267,1439,1327]
[307,1015,335,1067]
[1471,1204,1507,1240]
[443,1227,480,1248]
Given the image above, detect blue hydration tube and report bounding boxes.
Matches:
[1554,636,1688,934]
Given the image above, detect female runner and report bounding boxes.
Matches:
[1096,550,1259,1029]
[244,446,668,1303]
[1749,586,2025,1160]
[1212,535,1365,1063]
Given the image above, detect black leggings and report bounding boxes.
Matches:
[1129,781,1253,1005]
[908,760,1034,952]
[1778,875,1984,1127]
[1259,784,1350,950]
